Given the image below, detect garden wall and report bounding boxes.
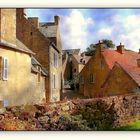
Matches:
[45,94,140,130]
[0,94,140,130]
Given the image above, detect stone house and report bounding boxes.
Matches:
[71,54,91,78]
[79,41,140,97]
[62,49,91,87]
[16,9,62,102]
[0,9,47,106]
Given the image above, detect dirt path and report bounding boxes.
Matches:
[61,89,85,100]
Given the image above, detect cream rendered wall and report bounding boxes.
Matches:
[30,73,46,104]
[0,47,46,106]
[49,47,61,102]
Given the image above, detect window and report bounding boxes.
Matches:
[53,74,56,89]
[38,66,41,82]
[0,56,2,79]
[3,57,8,80]
[53,53,58,67]
[89,74,95,83]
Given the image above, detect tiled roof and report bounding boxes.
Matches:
[73,54,91,65]
[16,39,34,54]
[102,49,140,86]
[39,23,57,38]
[31,57,48,76]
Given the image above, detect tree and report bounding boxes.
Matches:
[85,44,96,56]
[85,39,115,56]
[102,39,115,48]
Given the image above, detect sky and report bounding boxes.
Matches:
[26,9,140,52]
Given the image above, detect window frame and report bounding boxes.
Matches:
[89,73,95,83]
[3,57,8,81]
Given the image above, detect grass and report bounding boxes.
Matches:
[114,121,140,131]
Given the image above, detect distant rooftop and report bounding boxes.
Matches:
[62,49,80,55]
[39,23,57,38]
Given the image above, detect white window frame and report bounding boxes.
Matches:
[53,53,58,67]
[3,57,8,81]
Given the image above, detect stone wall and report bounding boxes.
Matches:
[46,94,140,130]
[1,94,140,130]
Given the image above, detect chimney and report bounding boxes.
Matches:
[16,8,25,19]
[28,17,39,28]
[137,59,140,67]
[117,43,125,54]
[96,40,104,52]
[138,49,140,54]
[54,16,60,25]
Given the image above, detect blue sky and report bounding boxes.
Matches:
[26,9,140,52]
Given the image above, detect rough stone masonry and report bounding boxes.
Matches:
[0,94,139,130]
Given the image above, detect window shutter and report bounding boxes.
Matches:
[0,57,3,80]
[3,58,8,80]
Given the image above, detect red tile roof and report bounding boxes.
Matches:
[102,49,140,86]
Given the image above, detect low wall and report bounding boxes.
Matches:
[45,94,140,130]
[0,94,140,130]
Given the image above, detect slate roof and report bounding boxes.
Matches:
[39,23,57,38]
[102,49,140,86]
[0,39,34,55]
[62,49,80,55]
[31,57,48,76]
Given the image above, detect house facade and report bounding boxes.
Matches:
[62,49,91,87]
[16,9,62,102]
[0,9,47,106]
[79,41,140,97]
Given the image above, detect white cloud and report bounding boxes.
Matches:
[95,14,140,52]
[125,15,140,29]
[98,28,112,36]
[60,9,94,51]
[115,14,140,52]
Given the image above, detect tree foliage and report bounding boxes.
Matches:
[85,39,115,56]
